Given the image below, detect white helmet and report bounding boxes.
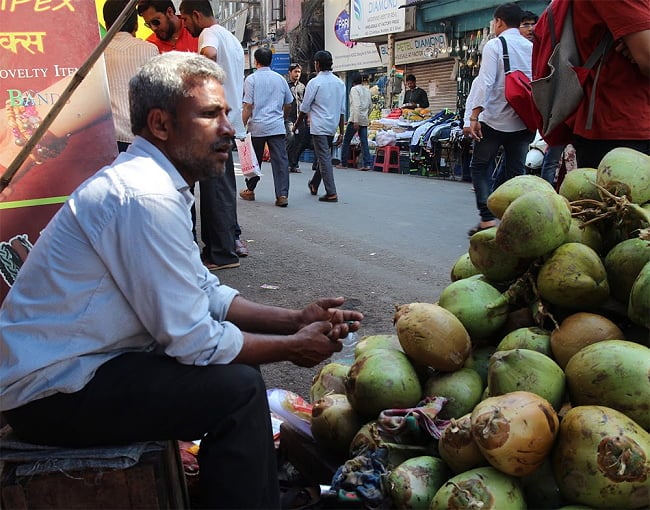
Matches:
[525,147,545,170]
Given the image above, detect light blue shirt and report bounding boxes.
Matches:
[299,70,346,136]
[471,28,533,132]
[243,66,293,137]
[0,137,243,411]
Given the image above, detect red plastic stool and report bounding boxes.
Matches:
[372,145,400,173]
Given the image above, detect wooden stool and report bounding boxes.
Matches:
[372,145,400,173]
[1,440,189,509]
[347,145,360,168]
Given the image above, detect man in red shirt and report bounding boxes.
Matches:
[571,0,649,167]
[137,0,198,54]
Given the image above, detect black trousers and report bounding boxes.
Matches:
[198,148,241,266]
[4,352,280,509]
[572,136,650,169]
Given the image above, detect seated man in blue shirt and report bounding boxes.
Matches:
[0,51,362,510]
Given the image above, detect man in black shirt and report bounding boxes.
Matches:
[401,74,429,109]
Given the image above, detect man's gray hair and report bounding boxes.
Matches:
[129,51,226,135]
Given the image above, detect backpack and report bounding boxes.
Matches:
[499,37,537,132]
[531,0,613,145]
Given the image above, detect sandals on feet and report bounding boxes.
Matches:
[318,194,338,202]
[308,182,317,196]
[468,223,496,236]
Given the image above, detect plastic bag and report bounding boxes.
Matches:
[375,130,397,147]
[235,133,262,177]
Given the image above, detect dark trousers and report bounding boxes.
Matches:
[198,148,240,266]
[286,119,310,168]
[572,136,650,169]
[470,124,533,222]
[245,134,290,198]
[4,352,280,510]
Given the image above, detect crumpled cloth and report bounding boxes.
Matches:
[378,396,451,439]
[331,447,389,507]
[0,427,164,477]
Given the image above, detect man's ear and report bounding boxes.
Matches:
[147,108,172,141]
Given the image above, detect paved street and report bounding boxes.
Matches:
[202,154,478,399]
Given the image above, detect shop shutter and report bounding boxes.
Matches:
[404,59,457,114]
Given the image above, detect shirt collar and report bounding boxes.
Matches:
[127,136,193,206]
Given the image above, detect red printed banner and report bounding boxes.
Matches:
[0,0,117,303]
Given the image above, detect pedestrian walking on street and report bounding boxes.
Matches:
[294,51,346,203]
[467,3,533,236]
[286,63,306,173]
[338,72,373,171]
[239,47,294,207]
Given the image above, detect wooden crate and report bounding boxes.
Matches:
[1,441,189,510]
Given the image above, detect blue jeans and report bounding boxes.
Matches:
[246,134,290,198]
[310,135,336,196]
[470,123,533,222]
[541,144,565,186]
[340,123,373,168]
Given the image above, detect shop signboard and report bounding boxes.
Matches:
[393,33,449,64]
[0,1,117,303]
[325,0,384,72]
[349,0,407,40]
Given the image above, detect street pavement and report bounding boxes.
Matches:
[198,153,479,399]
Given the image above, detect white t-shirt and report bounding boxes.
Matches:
[199,23,246,138]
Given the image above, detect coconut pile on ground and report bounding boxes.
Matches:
[307,147,650,510]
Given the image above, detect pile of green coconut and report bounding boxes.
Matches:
[307,147,650,510]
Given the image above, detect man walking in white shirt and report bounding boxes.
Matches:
[293,51,346,203]
[240,47,294,207]
[466,3,533,236]
[338,72,373,170]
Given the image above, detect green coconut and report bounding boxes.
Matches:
[438,414,489,474]
[496,327,552,357]
[394,302,471,372]
[628,261,650,329]
[537,242,610,310]
[310,393,364,458]
[345,348,422,419]
[603,238,650,304]
[422,368,484,420]
[463,345,497,387]
[565,217,604,254]
[487,348,566,411]
[430,466,526,510]
[565,340,650,430]
[310,362,349,403]
[438,276,509,341]
[487,174,556,219]
[468,227,532,283]
[552,405,650,508]
[597,147,650,204]
[353,334,403,359]
[450,252,481,282]
[389,456,449,510]
[558,168,599,202]
[495,190,572,258]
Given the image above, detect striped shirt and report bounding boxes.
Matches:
[104,33,159,143]
[243,67,293,137]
